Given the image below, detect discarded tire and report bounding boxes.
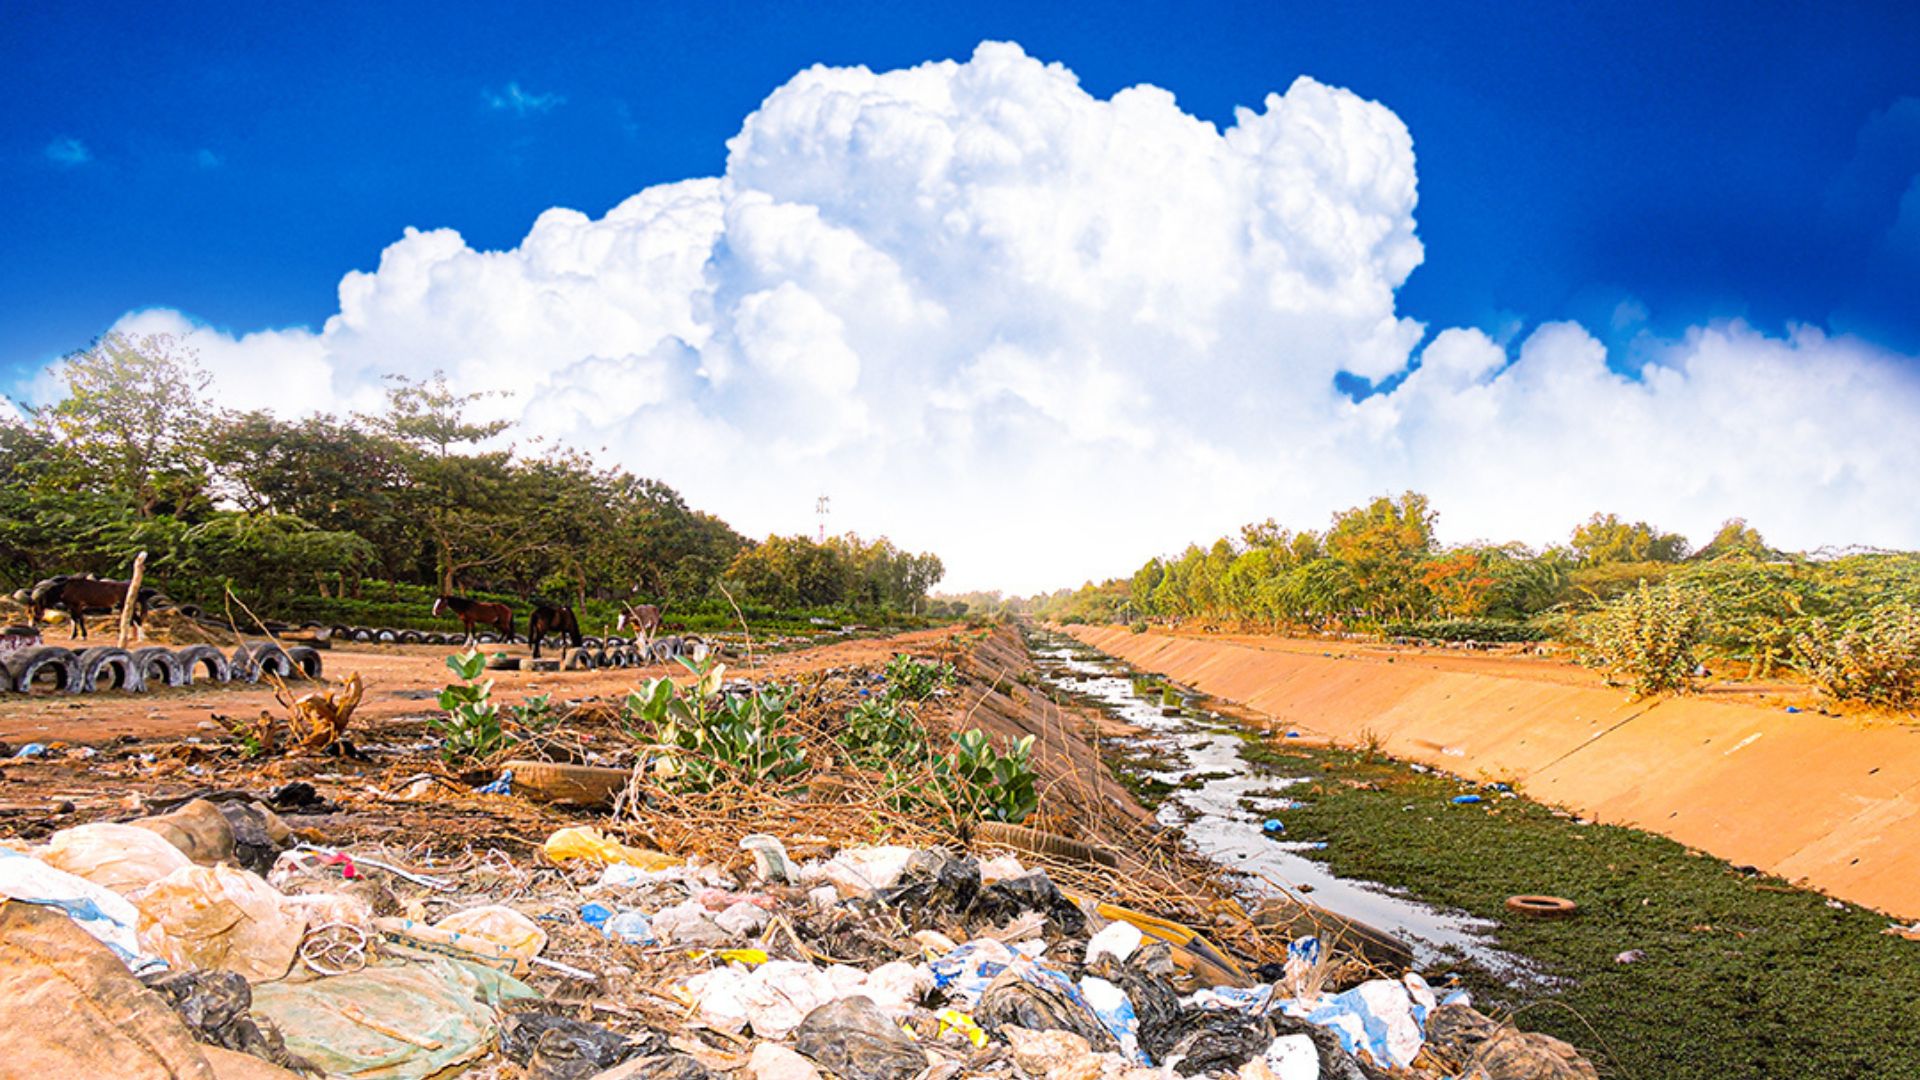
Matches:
[398,629,424,645]
[175,604,203,619]
[77,646,144,693]
[621,647,643,667]
[130,646,189,688]
[504,761,632,806]
[174,644,232,684]
[562,648,596,672]
[976,821,1121,868]
[374,628,398,644]
[329,625,352,641]
[6,645,82,693]
[349,627,374,643]
[650,637,682,664]
[284,645,323,679]
[477,633,499,645]
[1506,895,1579,919]
[604,648,629,669]
[592,649,612,669]
[581,636,603,650]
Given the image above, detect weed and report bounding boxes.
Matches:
[507,692,562,735]
[1791,603,1920,707]
[841,696,926,768]
[623,656,807,792]
[432,650,511,763]
[1578,582,1709,696]
[884,652,954,701]
[932,729,1038,823]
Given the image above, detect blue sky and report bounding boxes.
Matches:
[6,1,1917,376]
[5,3,1918,589]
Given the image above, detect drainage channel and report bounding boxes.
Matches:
[1026,628,1542,979]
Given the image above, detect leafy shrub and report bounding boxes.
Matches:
[841,696,926,768]
[1380,618,1547,643]
[622,657,807,791]
[1579,582,1709,696]
[932,730,1038,823]
[1791,604,1920,708]
[507,692,561,735]
[884,653,954,701]
[1129,620,1148,634]
[432,650,511,762]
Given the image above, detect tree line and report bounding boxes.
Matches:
[1029,491,1920,693]
[0,332,943,617]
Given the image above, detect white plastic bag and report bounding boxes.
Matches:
[38,822,193,894]
[130,864,307,982]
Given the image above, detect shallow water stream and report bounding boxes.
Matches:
[1026,629,1534,975]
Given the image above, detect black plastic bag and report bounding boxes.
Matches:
[1165,1009,1274,1075]
[975,970,1116,1049]
[501,1013,657,1080]
[141,969,317,1075]
[793,996,928,1080]
[970,869,1086,935]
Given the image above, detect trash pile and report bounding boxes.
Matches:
[0,792,1597,1079]
[0,630,1598,1079]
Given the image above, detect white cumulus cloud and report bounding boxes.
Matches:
[60,41,1920,591]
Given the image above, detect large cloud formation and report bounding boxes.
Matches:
[94,43,1920,590]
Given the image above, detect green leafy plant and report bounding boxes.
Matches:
[841,696,927,768]
[932,729,1038,823]
[431,650,511,762]
[884,652,954,701]
[622,656,807,791]
[1578,582,1709,697]
[506,692,561,735]
[1791,604,1920,708]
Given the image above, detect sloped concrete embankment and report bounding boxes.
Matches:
[1067,625,1920,920]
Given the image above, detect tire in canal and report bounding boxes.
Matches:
[1506,894,1579,919]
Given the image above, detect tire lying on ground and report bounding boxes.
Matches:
[476,633,499,645]
[349,627,374,643]
[503,761,633,806]
[76,646,144,693]
[592,649,612,669]
[130,646,188,688]
[173,644,232,684]
[581,636,603,650]
[562,647,596,671]
[398,629,424,645]
[329,625,352,642]
[5,646,82,694]
[374,628,398,644]
[603,648,629,669]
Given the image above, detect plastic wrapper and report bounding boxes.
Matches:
[130,864,307,982]
[37,822,193,894]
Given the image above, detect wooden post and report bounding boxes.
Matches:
[117,551,147,649]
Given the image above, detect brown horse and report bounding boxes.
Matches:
[617,603,661,646]
[28,576,154,640]
[433,594,514,646]
[526,599,581,660]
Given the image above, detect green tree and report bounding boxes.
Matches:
[39,331,217,517]
[1325,491,1438,621]
[1571,512,1690,565]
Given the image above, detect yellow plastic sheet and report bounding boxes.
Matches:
[543,826,681,870]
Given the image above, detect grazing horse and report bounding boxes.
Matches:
[433,594,514,646]
[28,576,154,640]
[526,599,582,659]
[617,603,662,649]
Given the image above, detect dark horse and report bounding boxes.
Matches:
[526,599,582,659]
[29,576,155,640]
[432,594,514,646]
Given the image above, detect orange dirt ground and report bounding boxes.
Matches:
[0,629,957,745]
[1067,623,1920,920]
